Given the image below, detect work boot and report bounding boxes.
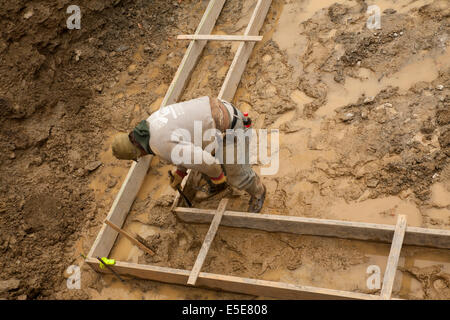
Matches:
[194,179,228,201]
[247,176,266,213]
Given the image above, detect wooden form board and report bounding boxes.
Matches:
[88,0,226,259]
[174,207,450,249]
[177,34,263,41]
[188,199,229,285]
[218,0,272,101]
[86,205,440,300]
[380,215,407,299]
[85,258,380,300]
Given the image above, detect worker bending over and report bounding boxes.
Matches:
[111,96,266,213]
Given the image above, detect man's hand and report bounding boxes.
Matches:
[169,169,186,190]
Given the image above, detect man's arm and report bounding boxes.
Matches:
[170,141,223,179]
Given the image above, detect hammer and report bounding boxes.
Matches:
[168,170,192,207]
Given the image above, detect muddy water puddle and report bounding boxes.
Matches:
[317,48,450,117]
[327,196,423,226]
[271,0,450,118]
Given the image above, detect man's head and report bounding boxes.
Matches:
[111,133,141,161]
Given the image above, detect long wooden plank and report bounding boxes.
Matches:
[218,0,272,101]
[177,34,263,41]
[188,199,229,285]
[197,273,379,300]
[380,215,407,299]
[174,207,450,249]
[88,0,226,259]
[104,219,155,256]
[85,258,380,300]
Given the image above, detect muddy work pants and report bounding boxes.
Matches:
[217,104,262,198]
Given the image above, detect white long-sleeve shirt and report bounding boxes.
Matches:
[147,96,226,178]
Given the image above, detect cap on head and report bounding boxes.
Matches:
[111,133,140,161]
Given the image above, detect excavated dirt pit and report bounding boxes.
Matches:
[1,0,449,300]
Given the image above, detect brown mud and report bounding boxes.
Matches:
[1,0,449,300]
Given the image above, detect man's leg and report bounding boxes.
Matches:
[222,131,266,213]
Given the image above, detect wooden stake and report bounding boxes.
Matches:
[187,199,229,285]
[380,215,407,299]
[177,34,263,41]
[104,219,155,256]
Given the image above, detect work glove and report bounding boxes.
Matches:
[169,169,186,190]
[210,172,227,185]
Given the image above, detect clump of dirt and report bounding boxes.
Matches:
[144,196,178,228]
